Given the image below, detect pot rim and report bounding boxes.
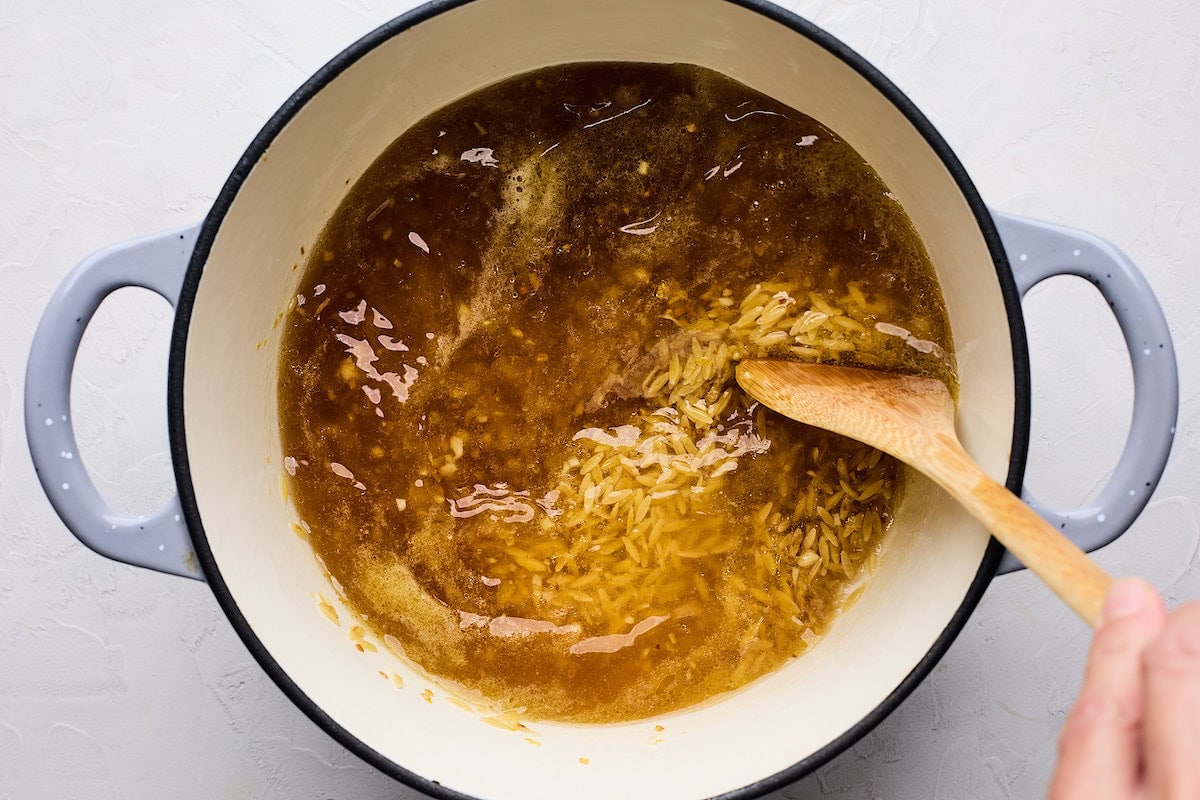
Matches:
[167,1,1029,797]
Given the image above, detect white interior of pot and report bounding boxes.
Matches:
[183,1,1015,797]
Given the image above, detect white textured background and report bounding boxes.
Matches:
[2,1,1198,798]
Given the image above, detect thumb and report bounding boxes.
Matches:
[1050,578,1167,800]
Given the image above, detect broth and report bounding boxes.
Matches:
[279,62,954,723]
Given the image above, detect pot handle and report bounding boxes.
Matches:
[25,227,203,580]
[991,211,1178,574]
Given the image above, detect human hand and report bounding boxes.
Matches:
[1051,577,1200,799]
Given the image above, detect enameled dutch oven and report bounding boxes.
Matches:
[24,2,1179,799]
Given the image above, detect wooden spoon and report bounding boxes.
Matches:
[736,359,1113,627]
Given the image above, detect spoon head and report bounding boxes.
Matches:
[735,360,955,460]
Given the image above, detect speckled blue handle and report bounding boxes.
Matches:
[25,227,203,580]
[992,211,1178,574]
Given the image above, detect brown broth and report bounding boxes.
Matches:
[278,63,954,723]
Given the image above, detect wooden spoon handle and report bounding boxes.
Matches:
[924,434,1113,627]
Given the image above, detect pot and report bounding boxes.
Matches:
[24,1,1178,798]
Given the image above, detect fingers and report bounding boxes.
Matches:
[1144,601,1200,799]
[1051,578,1168,800]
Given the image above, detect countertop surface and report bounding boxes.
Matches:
[2,1,1198,797]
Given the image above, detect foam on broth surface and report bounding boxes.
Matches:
[279,63,954,723]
